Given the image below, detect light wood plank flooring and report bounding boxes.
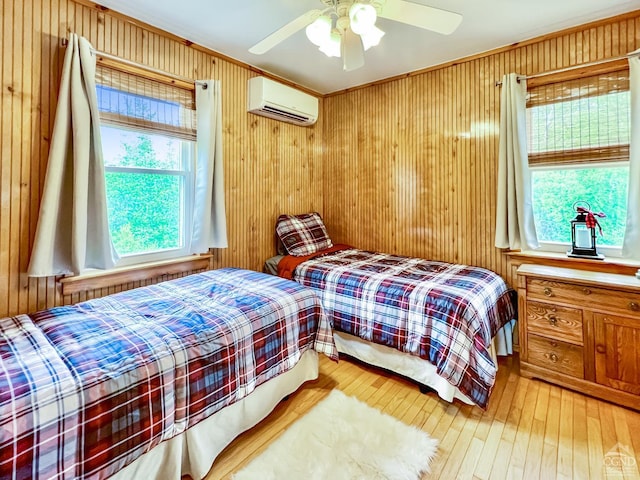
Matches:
[206,354,640,479]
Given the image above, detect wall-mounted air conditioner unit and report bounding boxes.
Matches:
[247,76,318,127]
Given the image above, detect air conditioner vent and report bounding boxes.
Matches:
[261,105,311,123]
[247,77,318,127]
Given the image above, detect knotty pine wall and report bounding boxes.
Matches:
[1,2,638,320]
[322,11,640,288]
[0,0,323,318]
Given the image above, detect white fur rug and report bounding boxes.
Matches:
[233,390,438,480]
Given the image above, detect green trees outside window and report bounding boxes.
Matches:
[101,126,192,257]
[531,166,629,247]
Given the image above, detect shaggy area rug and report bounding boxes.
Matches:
[233,390,438,480]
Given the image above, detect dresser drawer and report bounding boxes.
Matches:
[526,334,584,378]
[525,300,583,345]
[527,278,640,316]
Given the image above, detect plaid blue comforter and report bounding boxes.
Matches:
[292,249,516,408]
[0,268,337,480]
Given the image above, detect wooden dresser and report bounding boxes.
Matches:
[517,264,640,411]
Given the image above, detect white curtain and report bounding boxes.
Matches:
[622,50,640,259]
[494,73,539,250]
[28,34,118,277]
[191,80,228,252]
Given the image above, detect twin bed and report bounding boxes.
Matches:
[267,212,517,409]
[0,268,337,480]
[1,213,516,479]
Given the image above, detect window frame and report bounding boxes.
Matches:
[525,67,631,258]
[101,123,196,267]
[529,160,629,259]
[95,64,198,268]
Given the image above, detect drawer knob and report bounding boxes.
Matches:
[549,353,559,363]
[582,288,592,295]
[549,315,558,326]
[596,344,606,354]
[544,287,553,297]
[629,302,639,312]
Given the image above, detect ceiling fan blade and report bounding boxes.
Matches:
[377,0,462,35]
[249,9,323,55]
[342,28,365,72]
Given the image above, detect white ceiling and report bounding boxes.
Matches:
[96,0,640,94]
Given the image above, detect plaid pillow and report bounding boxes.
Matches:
[276,212,333,256]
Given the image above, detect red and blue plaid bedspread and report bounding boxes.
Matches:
[0,268,337,480]
[291,249,516,408]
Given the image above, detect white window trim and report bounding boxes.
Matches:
[534,240,623,259]
[102,125,196,267]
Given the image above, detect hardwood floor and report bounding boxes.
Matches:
[206,354,640,479]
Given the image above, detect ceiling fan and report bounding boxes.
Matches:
[249,0,462,72]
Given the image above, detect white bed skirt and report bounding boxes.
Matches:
[112,350,320,480]
[333,320,516,406]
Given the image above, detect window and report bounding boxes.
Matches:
[96,66,197,266]
[526,69,630,256]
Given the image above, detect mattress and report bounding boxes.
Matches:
[0,268,337,479]
[268,249,516,408]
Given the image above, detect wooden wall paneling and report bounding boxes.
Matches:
[468,58,478,267]
[442,66,452,261]
[260,71,277,264]
[27,0,41,314]
[18,0,32,317]
[0,0,324,318]
[352,89,361,248]
[415,74,428,258]
[382,81,395,253]
[486,55,498,272]
[430,70,441,261]
[401,75,417,257]
[469,58,478,267]
[323,93,351,245]
[440,66,453,262]
[393,80,404,255]
[374,83,387,252]
[423,69,436,258]
[1,2,638,319]
[322,11,640,289]
[8,0,20,317]
[487,53,499,281]
[392,81,401,254]
[1,0,11,317]
[228,63,246,269]
[361,83,382,252]
[476,55,486,269]
[427,70,438,261]
[50,8,63,311]
[434,68,445,260]
[459,60,470,266]
[444,65,455,261]
[403,76,416,258]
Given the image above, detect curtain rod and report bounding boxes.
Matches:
[494,51,639,87]
[61,38,207,89]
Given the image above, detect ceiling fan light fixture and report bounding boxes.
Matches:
[348,3,377,35]
[360,25,385,50]
[305,15,332,47]
[319,29,342,58]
